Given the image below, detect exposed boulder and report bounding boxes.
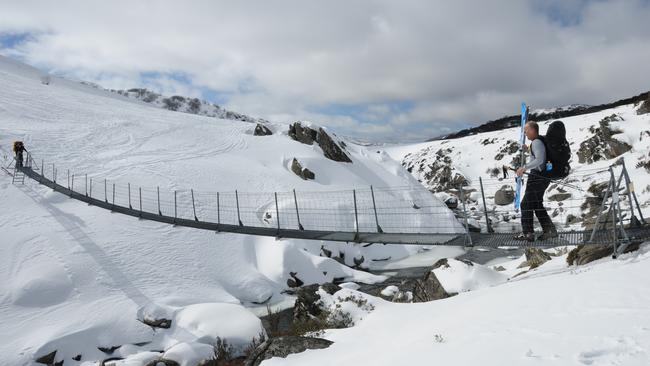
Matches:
[548,192,572,201]
[288,122,317,145]
[443,196,458,209]
[577,115,632,164]
[288,122,352,163]
[291,158,315,180]
[411,259,455,302]
[141,316,172,329]
[35,350,57,366]
[494,185,515,205]
[567,243,640,265]
[245,336,333,366]
[293,284,341,323]
[144,359,180,366]
[287,272,305,288]
[254,124,273,136]
[518,248,552,269]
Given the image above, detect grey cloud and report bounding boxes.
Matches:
[0,0,649,142]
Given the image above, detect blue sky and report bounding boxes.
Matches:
[1,0,649,142]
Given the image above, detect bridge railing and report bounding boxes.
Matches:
[20,152,648,251]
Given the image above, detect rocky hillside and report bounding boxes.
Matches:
[81,82,268,124]
[387,98,650,234]
[432,91,650,140]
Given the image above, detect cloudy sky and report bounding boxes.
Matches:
[1,0,649,142]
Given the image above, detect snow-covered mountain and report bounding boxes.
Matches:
[98,85,269,124]
[386,97,650,234]
[2,52,650,366]
[0,55,458,365]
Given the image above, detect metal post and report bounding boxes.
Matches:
[53,164,56,184]
[235,190,243,226]
[174,190,177,223]
[191,189,198,221]
[70,174,75,197]
[370,185,383,233]
[139,187,143,217]
[293,189,304,230]
[589,170,615,243]
[104,179,108,203]
[353,189,359,240]
[479,177,494,233]
[157,186,162,215]
[611,182,618,255]
[217,192,220,227]
[85,174,88,196]
[621,159,646,224]
[67,169,70,189]
[460,185,473,247]
[89,178,93,199]
[112,183,116,209]
[274,192,280,235]
[128,183,132,209]
[40,159,44,183]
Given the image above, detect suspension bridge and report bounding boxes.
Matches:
[6,152,650,256]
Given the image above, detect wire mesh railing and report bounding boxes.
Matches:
[16,151,650,249]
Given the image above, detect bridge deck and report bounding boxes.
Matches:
[19,166,650,247]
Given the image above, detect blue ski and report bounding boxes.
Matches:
[514,102,528,212]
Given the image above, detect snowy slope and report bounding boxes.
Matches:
[0,55,460,365]
[386,103,650,233]
[264,244,650,366]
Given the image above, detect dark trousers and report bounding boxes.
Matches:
[521,172,555,234]
[16,151,23,168]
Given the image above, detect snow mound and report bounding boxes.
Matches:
[433,259,508,293]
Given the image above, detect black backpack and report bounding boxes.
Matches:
[538,120,571,179]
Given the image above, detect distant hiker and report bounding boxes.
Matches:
[12,141,26,168]
[514,121,557,242]
[502,165,509,179]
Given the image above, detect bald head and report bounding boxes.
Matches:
[524,121,539,140]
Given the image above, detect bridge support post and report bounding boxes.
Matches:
[53,164,57,184]
[353,189,359,241]
[275,192,280,236]
[479,177,493,233]
[70,174,74,197]
[174,190,177,224]
[157,186,162,215]
[460,185,473,247]
[112,183,116,209]
[139,187,143,218]
[85,174,88,196]
[589,168,616,244]
[67,169,70,190]
[236,190,243,226]
[89,178,93,198]
[40,159,44,183]
[293,189,304,231]
[191,189,198,221]
[104,179,108,203]
[370,185,383,233]
[128,183,132,209]
[216,192,220,230]
[621,159,646,225]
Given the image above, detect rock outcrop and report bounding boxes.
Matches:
[288,122,352,163]
[245,336,333,366]
[254,123,273,136]
[577,115,632,164]
[494,185,515,205]
[291,158,315,180]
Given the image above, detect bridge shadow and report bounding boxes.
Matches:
[17,183,154,309]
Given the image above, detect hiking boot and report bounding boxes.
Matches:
[514,232,535,242]
[537,229,559,241]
